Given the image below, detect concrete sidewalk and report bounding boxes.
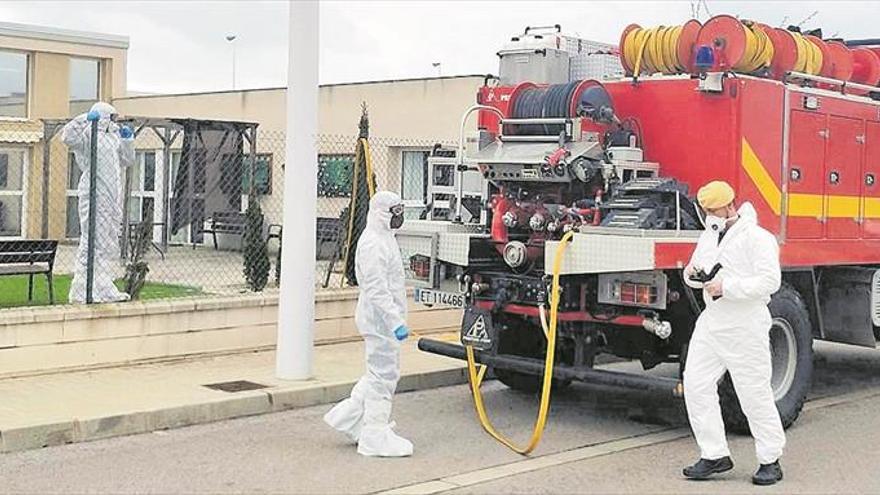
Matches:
[0,334,465,453]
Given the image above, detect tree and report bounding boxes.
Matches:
[340,102,376,286]
[123,203,152,300]
[243,199,270,292]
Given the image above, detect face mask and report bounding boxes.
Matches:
[705,215,728,233]
[390,214,404,229]
[389,204,405,230]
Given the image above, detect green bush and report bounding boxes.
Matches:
[243,200,270,291]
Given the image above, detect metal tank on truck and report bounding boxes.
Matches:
[396,19,880,453]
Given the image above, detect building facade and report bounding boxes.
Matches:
[0,21,128,240]
[112,76,485,237]
[0,21,486,244]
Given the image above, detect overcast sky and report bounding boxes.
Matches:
[1,1,879,95]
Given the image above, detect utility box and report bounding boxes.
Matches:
[498,26,570,85]
[497,26,624,85]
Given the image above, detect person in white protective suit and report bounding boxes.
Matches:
[681,181,785,486]
[324,191,413,457]
[62,102,135,304]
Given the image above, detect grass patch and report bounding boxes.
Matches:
[0,274,203,308]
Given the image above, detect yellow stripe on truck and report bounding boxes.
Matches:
[741,139,782,215]
[826,195,860,218]
[788,193,823,217]
[742,138,880,219]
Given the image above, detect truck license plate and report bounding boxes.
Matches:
[414,288,466,308]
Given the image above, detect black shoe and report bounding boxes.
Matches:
[683,456,734,480]
[752,461,783,486]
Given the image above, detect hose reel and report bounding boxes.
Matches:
[507,80,616,137]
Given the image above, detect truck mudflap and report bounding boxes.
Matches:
[418,338,684,398]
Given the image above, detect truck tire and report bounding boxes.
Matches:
[494,318,571,394]
[719,284,813,433]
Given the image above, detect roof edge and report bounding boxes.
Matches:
[0,21,129,49]
[116,74,490,100]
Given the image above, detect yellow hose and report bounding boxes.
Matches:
[624,25,688,75]
[464,230,574,455]
[623,20,776,76]
[791,32,823,75]
[736,21,774,73]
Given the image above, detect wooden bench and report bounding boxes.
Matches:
[316,217,344,260]
[0,240,58,304]
[198,212,245,250]
[264,218,344,260]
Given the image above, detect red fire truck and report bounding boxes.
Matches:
[407,20,880,433]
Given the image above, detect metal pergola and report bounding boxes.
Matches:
[41,116,259,258]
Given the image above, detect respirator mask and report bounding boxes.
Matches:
[389,203,405,230]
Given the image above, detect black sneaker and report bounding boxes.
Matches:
[683,456,734,480]
[752,461,783,486]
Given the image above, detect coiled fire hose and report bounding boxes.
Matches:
[736,21,775,73]
[623,25,692,75]
[464,230,574,455]
[791,31,823,75]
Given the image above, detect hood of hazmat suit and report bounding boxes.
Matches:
[62,102,136,303]
[682,201,786,465]
[324,191,413,457]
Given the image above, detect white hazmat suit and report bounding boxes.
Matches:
[324,191,413,457]
[62,102,135,304]
[683,201,786,465]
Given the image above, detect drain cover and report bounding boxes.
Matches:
[203,380,268,393]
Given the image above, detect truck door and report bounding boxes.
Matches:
[863,121,880,239]
[787,111,826,239]
[824,116,863,239]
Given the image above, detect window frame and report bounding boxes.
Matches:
[317,153,355,199]
[65,152,82,239]
[0,146,29,238]
[129,150,159,225]
[68,57,102,117]
[0,49,30,120]
[400,149,431,216]
[242,152,274,196]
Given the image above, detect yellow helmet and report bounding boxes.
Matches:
[697,181,735,209]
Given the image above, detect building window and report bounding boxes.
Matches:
[0,149,26,237]
[129,151,158,223]
[0,51,28,119]
[168,151,190,244]
[66,152,82,238]
[318,154,354,198]
[242,153,273,196]
[401,150,429,217]
[69,58,100,116]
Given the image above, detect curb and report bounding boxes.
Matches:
[0,367,468,453]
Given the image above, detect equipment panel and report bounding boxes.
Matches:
[788,110,827,239]
[824,116,864,239]
[864,121,880,239]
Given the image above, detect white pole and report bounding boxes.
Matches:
[276,0,319,380]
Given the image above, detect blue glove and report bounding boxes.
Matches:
[86,110,100,122]
[394,325,410,341]
[119,126,133,139]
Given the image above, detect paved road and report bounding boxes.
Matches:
[2,341,879,494]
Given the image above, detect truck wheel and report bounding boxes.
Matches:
[719,284,814,433]
[494,318,571,394]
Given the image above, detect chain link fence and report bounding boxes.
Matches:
[0,117,450,308]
